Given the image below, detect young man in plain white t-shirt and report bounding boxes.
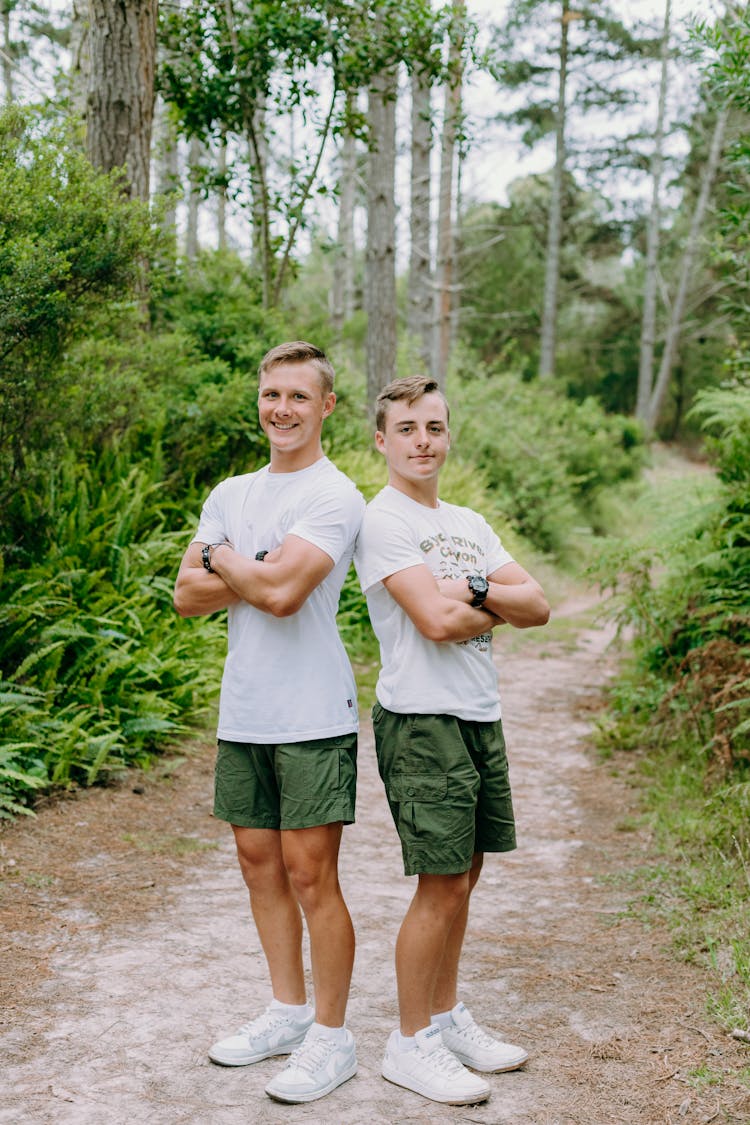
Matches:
[174,341,365,1105]
[354,375,549,1107]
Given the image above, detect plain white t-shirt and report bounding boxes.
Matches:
[354,485,514,721]
[194,457,365,743]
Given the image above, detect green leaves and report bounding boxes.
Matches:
[0,453,224,815]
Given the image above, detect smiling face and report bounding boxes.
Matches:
[375,391,450,505]
[258,361,336,472]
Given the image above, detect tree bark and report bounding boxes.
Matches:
[365,62,398,410]
[644,107,729,433]
[409,66,433,371]
[636,0,671,422]
[433,0,465,389]
[2,3,13,102]
[155,97,179,237]
[216,131,228,250]
[85,0,158,202]
[538,0,571,380]
[185,134,201,260]
[331,93,358,335]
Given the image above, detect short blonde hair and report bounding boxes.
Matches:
[375,376,449,432]
[258,341,335,396]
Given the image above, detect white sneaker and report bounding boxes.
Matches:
[439,1002,528,1073]
[265,1027,357,1104]
[382,1025,491,1105]
[208,1003,314,1066]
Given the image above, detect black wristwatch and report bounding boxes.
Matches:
[201,543,226,573]
[467,574,489,607]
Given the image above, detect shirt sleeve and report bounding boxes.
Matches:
[288,480,365,566]
[192,480,230,546]
[354,505,425,593]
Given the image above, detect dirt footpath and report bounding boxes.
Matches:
[1,598,749,1125]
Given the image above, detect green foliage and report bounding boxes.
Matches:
[447,367,645,556]
[596,389,750,780]
[0,105,156,553]
[0,451,224,816]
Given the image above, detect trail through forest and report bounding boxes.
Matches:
[2,594,749,1124]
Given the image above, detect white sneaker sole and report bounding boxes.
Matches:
[208,1033,308,1066]
[265,1060,358,1103]
[382,1060,490,1105]
[449,1046,529,1073]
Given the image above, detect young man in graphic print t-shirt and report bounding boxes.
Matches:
[354,375,550,1107]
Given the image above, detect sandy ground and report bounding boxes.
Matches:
[1,597,749,1125]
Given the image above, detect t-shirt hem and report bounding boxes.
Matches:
[217,721,359,743]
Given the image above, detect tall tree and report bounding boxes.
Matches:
[636,0,671,422]
[408,64,433,370]
[643,106,729,433]
[493,1,658,380]
[538,0,572,379]
[331,92,359,335]
[2,1,13,101]
[85,0,158,201]
[432,0,467,387]
[365,51,398,406]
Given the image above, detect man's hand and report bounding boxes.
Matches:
[436,576,473,603]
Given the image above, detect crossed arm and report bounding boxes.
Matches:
[173,535,334,619]
[383,561,549,644]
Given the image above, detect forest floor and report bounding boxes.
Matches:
[1,589,749,1125]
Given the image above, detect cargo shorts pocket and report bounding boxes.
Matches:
[387,773,448,839]
[388,774,448,803]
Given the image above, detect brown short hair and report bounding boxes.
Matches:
[258,341,335,396]
[375,376,450,432]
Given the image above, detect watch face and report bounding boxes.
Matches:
[469,576,488,595]
[468,575,489,604]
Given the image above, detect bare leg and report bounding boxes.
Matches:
[432,852,484,1015]
[232,825,306,1004]
[282,822,354,1027]
[395,870,471,1035]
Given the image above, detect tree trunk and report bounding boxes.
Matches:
[68,1,91,119]
[2,3,13,102]
[216,132,228,250]
[155,97,179,236]
[644,107,729,434]
[365,62,398,410]
[331,92,358,335]
[538,0,571,380]
[85,0,158,202]
[408,66,433,371]
[636,0,671,422]
[433,0,465,389]
[185,134,201,260]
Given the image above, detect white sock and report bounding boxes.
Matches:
[431,1009,454,1029]
[397,1031,416,1051]
[270,998,313,1017]
[309,1021,348,1043]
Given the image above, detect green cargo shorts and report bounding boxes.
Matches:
[372,703,516,876]
[214,733,357,830]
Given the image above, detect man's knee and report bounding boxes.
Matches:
[417,870,471,915]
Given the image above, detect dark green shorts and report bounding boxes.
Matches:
[372,704,516,876]
[214,733,357,830]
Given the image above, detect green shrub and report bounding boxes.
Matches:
[447,369,645,555]
[0,452,223,815]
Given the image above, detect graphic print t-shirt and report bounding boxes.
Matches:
[354,486,514,721]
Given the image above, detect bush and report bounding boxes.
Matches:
[448,368,645,556]
[0,452,224,816]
